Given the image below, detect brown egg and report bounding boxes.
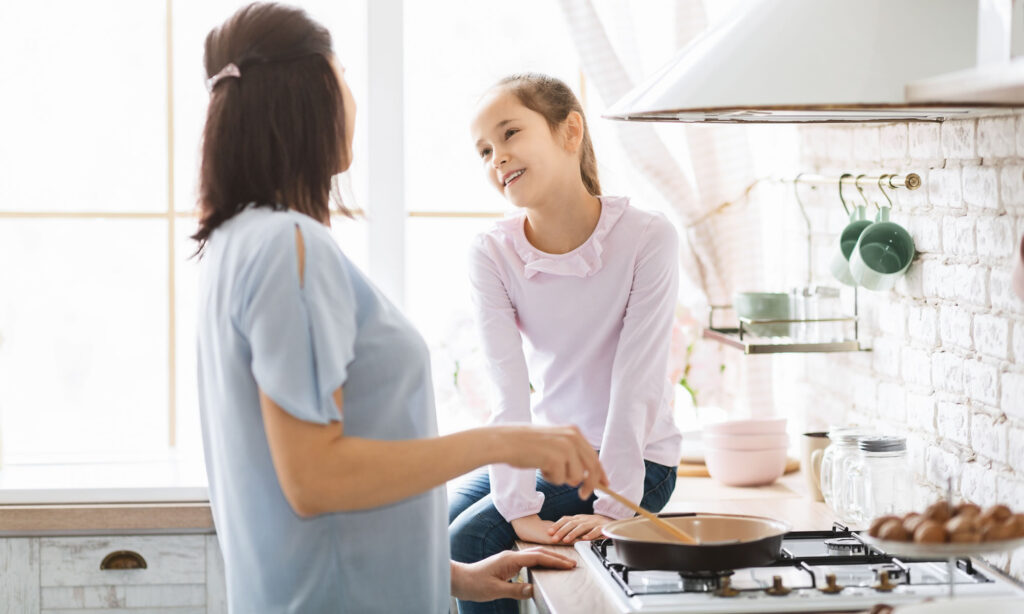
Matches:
[878,519,910,542]
[924,501,952,523]
[954,502,982,518]
[903,513,926,534]
[983,518,1016,542]
[914,520,948,543]
[869,515,901,538]
[949,530,982,543]
[979,504,1012,525]
[1012,514,1024,538]
[946,514,979,535]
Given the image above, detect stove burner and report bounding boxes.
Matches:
[677,570,733,593]
[825,537,868,556]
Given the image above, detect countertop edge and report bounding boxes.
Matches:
[0,501,215,536]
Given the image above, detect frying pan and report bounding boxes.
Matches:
[600,512,791,572]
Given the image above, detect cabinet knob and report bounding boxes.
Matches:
[100,550,147,570]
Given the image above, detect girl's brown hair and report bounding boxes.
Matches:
[496,73,601,196]
[193,2,351,255]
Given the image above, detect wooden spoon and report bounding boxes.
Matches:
[597,485,698,544]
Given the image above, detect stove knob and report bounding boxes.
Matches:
[714,576,740,598]
[873,570,897,592]
[819,573,844,594]
[766,575,792,596]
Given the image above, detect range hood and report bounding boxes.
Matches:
[605,0,1021,124]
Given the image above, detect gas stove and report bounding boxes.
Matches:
[576,524,1024,613]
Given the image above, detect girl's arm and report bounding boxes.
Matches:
[260,388,605,516]
[467,239,546,522]
[593,215,680,520]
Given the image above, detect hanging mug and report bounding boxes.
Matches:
[849,206,915,292]
[830,205,872,286]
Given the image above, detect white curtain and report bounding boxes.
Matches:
[557,0,779,416]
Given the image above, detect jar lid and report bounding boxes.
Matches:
[858,436,907,452]
[828,428,874,446]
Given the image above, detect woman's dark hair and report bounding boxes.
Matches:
[192,2,351,255]
[496,73,601,196]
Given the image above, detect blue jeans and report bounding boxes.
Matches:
[448,460,676,614]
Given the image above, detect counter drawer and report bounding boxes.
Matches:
[40,535,206,593]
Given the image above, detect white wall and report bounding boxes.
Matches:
[791,113,1024,578]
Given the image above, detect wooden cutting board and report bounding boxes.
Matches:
[678,457,800,478]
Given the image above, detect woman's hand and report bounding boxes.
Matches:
[510,514,557,544]
[450,547,576,602]
[495,424,607,499]
[548,513,614,543]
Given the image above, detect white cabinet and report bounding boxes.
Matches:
[0,534,226,614]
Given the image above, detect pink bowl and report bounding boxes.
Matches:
[1013,233,1024,303]
[703,432,789,450]
[703,418,787,436]
[704,446,788,487]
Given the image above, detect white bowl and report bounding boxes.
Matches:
[702,432,789,450]
[703,418,787,436]
[704,446,787,487]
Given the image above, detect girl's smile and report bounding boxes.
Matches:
[502,168,526,189]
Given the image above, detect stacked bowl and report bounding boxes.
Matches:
[701,418,788,487]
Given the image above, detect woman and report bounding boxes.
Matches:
[193,4,606,612]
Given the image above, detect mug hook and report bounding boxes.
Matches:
[837,172,853,216]
[793,173,813,287]
[878,173,895,210]
[854,173,876,211]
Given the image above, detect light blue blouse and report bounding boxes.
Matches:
[196,205,449,613]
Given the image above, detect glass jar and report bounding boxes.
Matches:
[847,436,912,526]
[819,428,873,522]
[789,286,812,342]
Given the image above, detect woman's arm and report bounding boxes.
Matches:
[260,388,605,517]
[592,215,680,520]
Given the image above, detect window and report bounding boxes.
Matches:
[402,0,585,434]
[0,0,367,463]
[1,0,730,465]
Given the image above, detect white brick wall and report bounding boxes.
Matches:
[963,165,999,210]
[796,113,1024,580]
[976,216,1016,259]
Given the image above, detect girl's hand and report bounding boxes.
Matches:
[450,547,576,602]
[510,514,557,544]
[548,513,614,543]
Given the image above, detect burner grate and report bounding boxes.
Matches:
[588,524,994,597]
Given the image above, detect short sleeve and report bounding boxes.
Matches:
[237,220,356,424]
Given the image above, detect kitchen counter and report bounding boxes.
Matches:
[521,471,841,614]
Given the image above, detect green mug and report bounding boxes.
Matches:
[849,207,915,291]
[830,205,872,286]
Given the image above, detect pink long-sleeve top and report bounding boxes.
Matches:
[468,195,683,521]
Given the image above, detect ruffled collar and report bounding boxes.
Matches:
[495,195,629,279]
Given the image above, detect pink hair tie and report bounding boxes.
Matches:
[207,63,241,92]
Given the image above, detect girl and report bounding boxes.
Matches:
[449,74,682,614]
[194,6,607,612]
